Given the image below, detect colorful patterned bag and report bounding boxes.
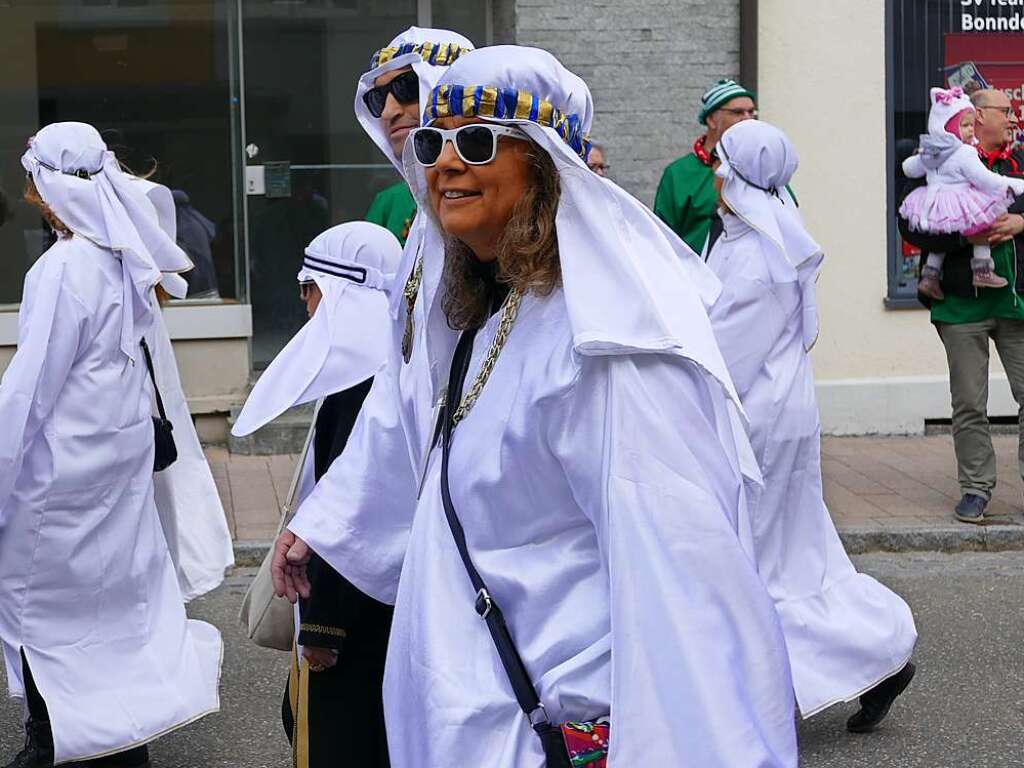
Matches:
[560,719,610,767]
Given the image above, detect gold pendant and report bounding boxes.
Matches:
[402,306,414,364]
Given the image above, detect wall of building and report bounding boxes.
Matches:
[0,303,251,442]
[511,0,741,206]
[758,0,1016,433]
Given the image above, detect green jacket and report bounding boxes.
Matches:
[653,153,718,255]
[366,181,417,246]
[930,239,1023,324]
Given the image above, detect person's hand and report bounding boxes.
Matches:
[271,529,311,603]
[986,213,1024,245]
[302,645,339,673]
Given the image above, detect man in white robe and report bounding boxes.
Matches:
[271,26,477,604]
[0,123,222,768]
[707,119,918,732]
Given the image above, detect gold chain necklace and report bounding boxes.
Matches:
[451,287,522,426]
[401,256,424,364]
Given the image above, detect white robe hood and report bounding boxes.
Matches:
[21,122,192,361]
[232,222,402,436]
[405,45,739,404]
[355,26,475,176]
[716,119,824,350]
[354,25,475,336]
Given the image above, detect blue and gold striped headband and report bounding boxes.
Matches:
[370,42,470,70]
[424,84,591,160]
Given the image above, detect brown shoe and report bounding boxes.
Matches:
[973,269,1008,289]
[918,273,945,300]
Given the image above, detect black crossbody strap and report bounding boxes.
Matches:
[140,339,168,421]
[440,329,552,732]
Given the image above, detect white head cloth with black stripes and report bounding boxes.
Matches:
[232,222,402,436]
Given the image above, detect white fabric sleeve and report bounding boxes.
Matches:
[958,146,1022,197]
[901,154,926,179]
[0,256,87,523]
[551,355,798,768]
[709,278,788,399]
[287,353,418,605]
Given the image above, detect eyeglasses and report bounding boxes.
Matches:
[411,124,530,167]
[299,281,316,300]
[362,70,419,118]
[979,105,1013,118]
[718,107,759,118]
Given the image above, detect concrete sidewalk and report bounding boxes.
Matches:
[207,434,1024,562]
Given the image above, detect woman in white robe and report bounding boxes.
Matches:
[0,123,222,767]
[706,119,917,729]
[277,47,798,767]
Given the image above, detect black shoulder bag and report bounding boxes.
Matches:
[141,339,178,472]
[439,329,609,768]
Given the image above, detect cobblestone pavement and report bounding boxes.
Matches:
[4,553,1021,767]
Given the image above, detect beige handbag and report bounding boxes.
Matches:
[239,421,316,651]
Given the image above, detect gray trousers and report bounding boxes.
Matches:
[936,318,1024,499]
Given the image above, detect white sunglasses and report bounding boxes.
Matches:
[411,124,530,167]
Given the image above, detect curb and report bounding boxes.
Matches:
[233,525,1024,566]
[839,524,1024,554]
[233,540,273,567]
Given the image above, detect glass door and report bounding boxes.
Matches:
[239,0,491,367]
[0,0,245,307]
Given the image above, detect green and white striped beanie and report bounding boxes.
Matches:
[699,79,756,125]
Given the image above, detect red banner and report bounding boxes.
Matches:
[945,33,1024,143]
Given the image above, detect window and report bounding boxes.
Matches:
[0,1,243,307]
[887,0,1024,303]
[0,0,494,367]
[240,0,492,365]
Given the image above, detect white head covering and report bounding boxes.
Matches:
[927,86,973,137]
[231,222,402,436]
[131,177,192,299]
[404,45,738,402]
[355,26,475,175]
[916,86,973,172]
[715,119,823,350]
[21,122,192,361]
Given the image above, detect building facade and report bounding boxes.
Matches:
[2,0,1013,436]
[759,0,1024,433]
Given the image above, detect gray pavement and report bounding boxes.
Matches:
[2,553,1022,767]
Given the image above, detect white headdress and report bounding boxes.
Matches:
[355,26,475,327]
[404,45,739,402]
[715,119,823,350]
[232,222,402,436]
[355,26,475,175]
[21,122,192,361]
[926,86,973,137]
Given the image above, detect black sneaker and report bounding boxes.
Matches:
[2,718,54,768]
[846,662,916,734]
[954,493,987,524]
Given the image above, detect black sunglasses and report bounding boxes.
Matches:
[362,70,419,118]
